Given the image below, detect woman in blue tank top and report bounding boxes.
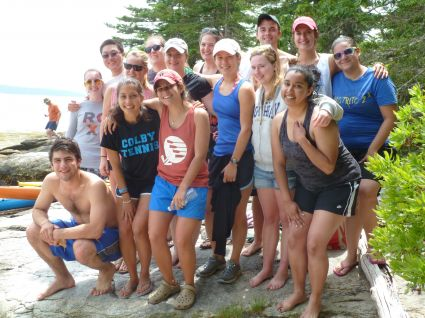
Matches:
[197,38,256,284]
[271,66,360,316]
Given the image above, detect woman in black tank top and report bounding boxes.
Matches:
[271,66,360,316]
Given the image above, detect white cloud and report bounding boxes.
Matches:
[0,0,144,92]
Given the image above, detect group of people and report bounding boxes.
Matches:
[27,13,397,317]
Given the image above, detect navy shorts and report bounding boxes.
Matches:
[348,147,393,181]
[295,180,360,216]
[49,218,121,262]
[45,121,58,130]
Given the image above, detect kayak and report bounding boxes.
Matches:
[18,181,42,187]
[0,186,41,200]
[0,198,35,211]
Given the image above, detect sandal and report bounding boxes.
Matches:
[136,280,154,296]
[199,238,211,250]
[148,280,180,305]
[169,284,196,310]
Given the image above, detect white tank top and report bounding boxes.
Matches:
[316,54,332,97]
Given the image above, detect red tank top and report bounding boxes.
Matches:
[157,106,209,187]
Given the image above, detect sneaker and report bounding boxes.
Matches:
[217,260,241,284]
[197,256,226,277]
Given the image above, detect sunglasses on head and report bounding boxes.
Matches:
[84,79,102,86]
[333,47,357,60]
[101,51,120,59]
[144,44,162,54]
[201,27,220,35]
[124,63,145,72]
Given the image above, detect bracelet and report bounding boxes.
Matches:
[100,155,107,158]
[122,199,132,204]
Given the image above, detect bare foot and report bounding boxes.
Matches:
[276,291,307,312]
[249,269,273,288]
[90,263,116,296]
[267,270,289,290]
[136,280,154,296]
[37,275,75,300]
[241,241,262,257]
[119,279,138,298]
[300,299,321,318]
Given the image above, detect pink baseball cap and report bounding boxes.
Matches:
[292,16,318,32]
[153,69,183,89]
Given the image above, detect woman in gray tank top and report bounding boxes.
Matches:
[271,65,361,317]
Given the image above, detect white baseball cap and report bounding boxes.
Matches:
[213,38,241,57]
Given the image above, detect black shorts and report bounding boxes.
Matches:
[348,147,393,181]
[208,151,254,190]
[295,180,360,216]
[118,179,154,199]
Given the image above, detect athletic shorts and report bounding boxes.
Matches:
[208,151,254,190]
[45,121,58,130]
[254,166,297,190]
[49,218,121,262]
[295,180,360,216]
[348,147,393,181]
[149,175,208,220]
[116,179,154,199]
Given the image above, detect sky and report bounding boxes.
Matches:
[0,0,144,94]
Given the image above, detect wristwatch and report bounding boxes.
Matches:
[230,157,239,165]
[116,187,128,196]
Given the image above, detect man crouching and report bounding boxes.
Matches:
[26,138,120,300]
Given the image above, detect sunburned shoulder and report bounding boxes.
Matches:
[193,107,209,119]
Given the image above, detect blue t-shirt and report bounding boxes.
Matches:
[332,68,397,149]
[212,78,253,156]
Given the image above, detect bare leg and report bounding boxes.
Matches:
[303,211,345,318]
[241,195,263,256]
[26,223,75,300]
[250,189,278,287]
[277,213,312,312]
[72,239,116,296]
[132,195,153,295]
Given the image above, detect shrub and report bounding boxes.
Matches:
[367,85,425,289]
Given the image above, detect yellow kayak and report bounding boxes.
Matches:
[18,181,43,187]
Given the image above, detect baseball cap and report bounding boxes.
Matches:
[43,98,50,104]
[164,38,188,54]
[213,38,241,57]
[257,13,280,28]
[292,16,318,32]
[153,69,183,89]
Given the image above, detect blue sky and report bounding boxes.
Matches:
[0,0,143,94]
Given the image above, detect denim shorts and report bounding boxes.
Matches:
[149,175,208,220]
[253,165,297,190]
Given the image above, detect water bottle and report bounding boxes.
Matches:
[168,188,198,211]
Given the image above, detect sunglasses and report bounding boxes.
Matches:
[144,44,162,54]
[101,51,120,59]
[124,63,145,72]
[84,79,102,86]
[201,27,220,35]
[333,47,357,60]
[155,83,176,93]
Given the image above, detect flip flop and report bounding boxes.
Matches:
[366,253,387,265]
[136,281,154,296]
[333,262,358,277]
[199,239,211,250]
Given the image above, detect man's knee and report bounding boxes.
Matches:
[26,222,40,243]
[73,240,96,264]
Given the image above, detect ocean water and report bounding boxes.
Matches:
[0,93,83,148]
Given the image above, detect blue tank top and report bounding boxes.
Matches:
[212,77,253,156]
[279,104,360,192]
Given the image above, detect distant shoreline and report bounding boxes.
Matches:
[0,85,83,97]
[0,131,47,149]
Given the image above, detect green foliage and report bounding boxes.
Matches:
[367,85,425,289]
[215,304,245,318]
[249,297,268,314]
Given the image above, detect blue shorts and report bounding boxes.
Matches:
[253,166,297,190]
[49,219,121,262]
[149,175,207,220]
[45,121,58,130]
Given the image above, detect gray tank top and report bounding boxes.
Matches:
[279,104,360,192]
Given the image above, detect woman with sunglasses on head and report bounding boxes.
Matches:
[145,35,167,85]
[147,69,210,309]
[331,36,397,276]
[193,28,222,75]
[196,38,256,284]
[101,77,159,299]
[66,69,104,177]
[271,65,361,317]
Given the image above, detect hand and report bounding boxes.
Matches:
[283,201,305,228]
[169,187,188,210]
[103,115,117,135]
[68,100,80,112]
[121,199,136,223]
[312,108,332,127]
[99,157,110,177]
[212,130,218,141]
[192,100,206,110]
[373,63,388,79]
[52,226,66,247]
[40,220,55,244]
[222,163,237,183]
[359,149,376,163]
[293,121,306,143]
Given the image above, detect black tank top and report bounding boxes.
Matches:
[279,104,360,192]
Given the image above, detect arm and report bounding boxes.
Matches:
[200,91,216,116]
[143,97,163,117]
[170,109,210,210]
[68,100,80,112]
[360,105,397,163]
[53,181,111,240]
[65,109,78,139]
[271,113,304,227]
[294,108,340,175]
[222,82,254,183]
[312,94,344,127]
